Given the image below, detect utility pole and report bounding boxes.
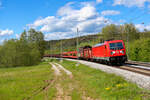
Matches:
[50,41,51,59]
[76,28,80,66]
[49,40,52,59]
[127,31,129,60]
[60,39,63,62]
[76,28,79,59]
[127,24,130,60]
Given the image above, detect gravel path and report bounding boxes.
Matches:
[50,62,73,100]
[50,63,61,76]
[67,59,150,90]
[54,63,72,78]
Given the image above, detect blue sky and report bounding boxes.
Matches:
[0,0,150,43]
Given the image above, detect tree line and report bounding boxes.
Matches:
[0,29,45,67]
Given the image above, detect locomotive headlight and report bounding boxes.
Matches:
[111,51,115,55]
[120,50,124,54]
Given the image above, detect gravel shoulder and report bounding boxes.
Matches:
[66,59,150,90]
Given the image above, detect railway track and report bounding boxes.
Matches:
[116,65,150,76]
[119,60,150,76]
[112,61,150,76]
[126,60,150,67]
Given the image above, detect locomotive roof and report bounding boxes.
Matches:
[93,43,105,47]
[93,40,123,47]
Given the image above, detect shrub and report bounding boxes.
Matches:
[129,38,150,62]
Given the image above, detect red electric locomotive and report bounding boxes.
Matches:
[92,40,127,64]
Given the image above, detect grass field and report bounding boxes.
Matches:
[0,59,150,100]
[0,63,56,100]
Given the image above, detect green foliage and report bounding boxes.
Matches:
[139,31,150,39]
[28,28,46,58]
[101,23,140,42]
[0,29,45,67]
[102,24,121,40]
[129,38,150,62]
[123,24,140,42]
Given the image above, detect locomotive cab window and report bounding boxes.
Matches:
[109,42,124,50]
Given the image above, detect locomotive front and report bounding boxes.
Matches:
[107,40,127,64]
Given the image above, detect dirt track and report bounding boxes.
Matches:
[50,62,97,100]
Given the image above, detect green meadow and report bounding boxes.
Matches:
[0,63,56,100]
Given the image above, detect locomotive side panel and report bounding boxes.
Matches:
[92,44,109,61]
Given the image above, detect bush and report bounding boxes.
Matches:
[129,38,150,62]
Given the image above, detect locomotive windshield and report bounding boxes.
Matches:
[109,42,124,50]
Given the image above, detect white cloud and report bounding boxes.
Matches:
[57,2,74,16]
[0,29,14,36]
[113,0,150,7]
[28,2,114,40]
[76,17,109,32]
[101,10,120,16]
[96,0,103,3]
[135,24,150,31]
[57,2,98,21]
[15,34,20,39]
[45,32,75,40]
[27,16,57,28]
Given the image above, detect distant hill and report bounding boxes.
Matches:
[45,33,104,54]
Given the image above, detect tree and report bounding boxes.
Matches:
[20,30,27,42]
[102,24,121,40]
[28,28,45,58]
[0,29,43,68]
[122,23,139,42]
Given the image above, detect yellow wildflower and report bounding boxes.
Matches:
[123,83,128,86]
[116,84,121,87]
[105,87,110,90]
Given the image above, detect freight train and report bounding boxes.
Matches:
[45,40,127,65]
